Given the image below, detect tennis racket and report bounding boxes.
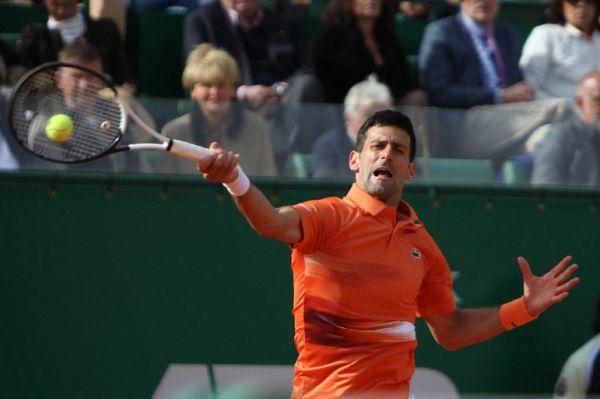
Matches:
[6,61,213,164]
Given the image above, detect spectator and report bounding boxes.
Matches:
[418,0,571,166]
[520,0,600,101]
[183,0,323,170]
[553,295,600,398]
[183,0,322,113]
[159,43,277,177]
[20,42,151,172]
[311,75,392,179]
[312,0,427,105]
[15,0,134,88]
[531,70,600,186]
[420,0,533,108]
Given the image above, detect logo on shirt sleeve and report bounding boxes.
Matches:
[411,248,421,259]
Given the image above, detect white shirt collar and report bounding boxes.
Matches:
[47,12,85,45]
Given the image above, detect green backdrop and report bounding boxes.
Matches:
[1,171,599,398]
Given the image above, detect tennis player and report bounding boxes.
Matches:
[197,109,580,399]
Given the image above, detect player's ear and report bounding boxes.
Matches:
[405,161,416,182]
[349,150,359,172]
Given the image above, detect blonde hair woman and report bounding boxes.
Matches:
[159,43,277,176]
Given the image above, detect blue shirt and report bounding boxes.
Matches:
[310,124,354,180]
[459,12,502,103]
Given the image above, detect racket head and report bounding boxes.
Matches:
[6,62,126,163]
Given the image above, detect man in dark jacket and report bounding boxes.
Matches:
[16,0,134,87]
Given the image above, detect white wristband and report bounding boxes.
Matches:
[222,167,250,197]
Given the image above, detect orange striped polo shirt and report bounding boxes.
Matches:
[290,184,456,398]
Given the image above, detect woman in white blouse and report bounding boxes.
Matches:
[520,0,600,100]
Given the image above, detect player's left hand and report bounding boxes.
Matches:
[519,256,579,316]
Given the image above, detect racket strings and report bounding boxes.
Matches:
[9,65,123,163]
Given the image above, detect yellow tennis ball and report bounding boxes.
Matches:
[45,114,73,142]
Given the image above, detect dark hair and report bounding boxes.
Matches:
[58,41,101,64]
[593,295,600,333]
[355,109,416,161]
[547,0,600,28]
[324,0,397,32]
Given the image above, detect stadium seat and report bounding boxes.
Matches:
[499,154,534,185]
[284,152,312,178]
[416,157,496,184]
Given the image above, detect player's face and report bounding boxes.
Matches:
[44,0,79,21]
[352,0,381,20]
[56,59,103,107]
[563,0,598,34]
[460,0,500,27]
[192,81,236,117]
[350,125,415,207]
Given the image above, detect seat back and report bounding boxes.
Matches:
[416,157,495,184]
[285,152,312,178]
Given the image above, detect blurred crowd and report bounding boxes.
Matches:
[1,0,600,188]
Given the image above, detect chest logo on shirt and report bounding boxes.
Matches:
[411,248,421,259]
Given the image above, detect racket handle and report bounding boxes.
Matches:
[169,139,212,161]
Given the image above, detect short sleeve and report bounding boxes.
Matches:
[291,198,343,255]
[415,234,457,317]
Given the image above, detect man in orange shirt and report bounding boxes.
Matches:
[197,110,580,398]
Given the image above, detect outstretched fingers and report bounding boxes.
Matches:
[555,264,580,294]
[551,256,574,277]
[517,256,533,280]
[520,255,580,315]
[548,257,580,305]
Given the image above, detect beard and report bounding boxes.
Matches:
[361,174,397,201]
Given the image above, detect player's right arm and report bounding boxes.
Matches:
[197,142,302,244]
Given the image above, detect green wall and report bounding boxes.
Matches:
[1,171,599,398]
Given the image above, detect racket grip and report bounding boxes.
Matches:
[169,139,212,161]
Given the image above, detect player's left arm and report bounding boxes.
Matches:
[423,256,579,351]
